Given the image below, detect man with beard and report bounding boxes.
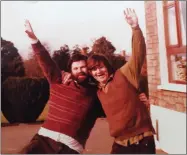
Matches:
[19,20,104,154]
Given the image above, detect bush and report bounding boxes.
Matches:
[24,53,44,77]
[2,77,49,123]
[1,38,25,82]
[52,49,70,72]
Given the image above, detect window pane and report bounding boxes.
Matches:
[168,7,178,45]
[170,53,186,82]
[179,1,186,45]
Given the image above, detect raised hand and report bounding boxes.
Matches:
[124,8,138,28]
[24,20,38,40]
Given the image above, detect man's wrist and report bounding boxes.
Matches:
[131,24,139,30]
[30,38,39,44]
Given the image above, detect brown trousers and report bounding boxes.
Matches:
[111,136,156,154]
[19,134,79,154]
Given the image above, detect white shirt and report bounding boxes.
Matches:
[38,127,83,153]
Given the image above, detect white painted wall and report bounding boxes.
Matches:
[151,105,186,154]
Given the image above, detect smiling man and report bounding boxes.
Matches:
[19,20,103,154]
[87,8,156,154]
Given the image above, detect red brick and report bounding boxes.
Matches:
[148,84,157,91]
[147,54,158,60]
[146,39,152,44]
[147,38,158,44]
[175,104,185,112]
[148,75,154,82]
[154,98,159,105]
[152,43,159,49]
[145,14,153,21]
[149,98,155,105]
[158,99,167,107]
[174,97,184,104]
[171,92,181,97]
[152,60,158,66]
[147,17,156,23]
[150,79,160,85]
[152,35,159,43]
[155,69,160,77]
[165,103,176,110]
[162,91,172,96]
[146,48,157,54]
[166,96,177,105]
[178,93,186,97]
[150,2,156,10]
[183,98,186,106]
[145,8,151,15]
[146,44,153,50]
[152,48,159,54]
[145,2,154,9]
[148,68,156,76]
[146,25,156,34]
[147,61,153,67]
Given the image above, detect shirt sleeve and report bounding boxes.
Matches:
[120,26,146,89]
[31,41,62,84]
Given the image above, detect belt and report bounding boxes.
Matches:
[115,131,154,146]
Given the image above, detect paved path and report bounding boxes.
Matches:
[1,118,166,154]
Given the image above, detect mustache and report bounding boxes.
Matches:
[77,72,87,77]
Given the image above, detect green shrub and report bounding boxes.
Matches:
[2,77,49,123]
[1,38,25,82]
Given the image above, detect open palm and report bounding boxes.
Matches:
[124,8,138,27]
[24,20,37,40]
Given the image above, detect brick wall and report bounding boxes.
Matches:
[144,1,186,113]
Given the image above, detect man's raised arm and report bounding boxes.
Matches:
[25,20,62,83]
[120,9,146,89]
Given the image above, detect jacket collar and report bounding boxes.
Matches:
[98,74,114,90]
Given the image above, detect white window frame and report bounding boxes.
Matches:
[156,1,186,93]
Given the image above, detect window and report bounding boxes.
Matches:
[163,0,186,84]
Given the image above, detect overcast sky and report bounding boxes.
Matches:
[1,1,146,59]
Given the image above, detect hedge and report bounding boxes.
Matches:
[2,77,49,123]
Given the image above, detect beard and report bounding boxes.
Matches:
[72,72,88,83]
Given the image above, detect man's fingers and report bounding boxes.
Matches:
[63,79,72,85]
[126,8,129,15]
[129,8,133,13]
[124,10,127,18]
[25,19,33,32]
[62,72,72,85]
[133,9,136,14]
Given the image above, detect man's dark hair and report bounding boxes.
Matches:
[67,53,88,72]
[87,53,114,76]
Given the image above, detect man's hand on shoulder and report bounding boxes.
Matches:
[62,72,73,85]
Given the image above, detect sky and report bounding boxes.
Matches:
[1,1,146,59]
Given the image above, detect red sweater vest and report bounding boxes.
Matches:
[43,82,95,138]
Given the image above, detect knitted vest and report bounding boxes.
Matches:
[98,70,155,139]
[43,82,96,138]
